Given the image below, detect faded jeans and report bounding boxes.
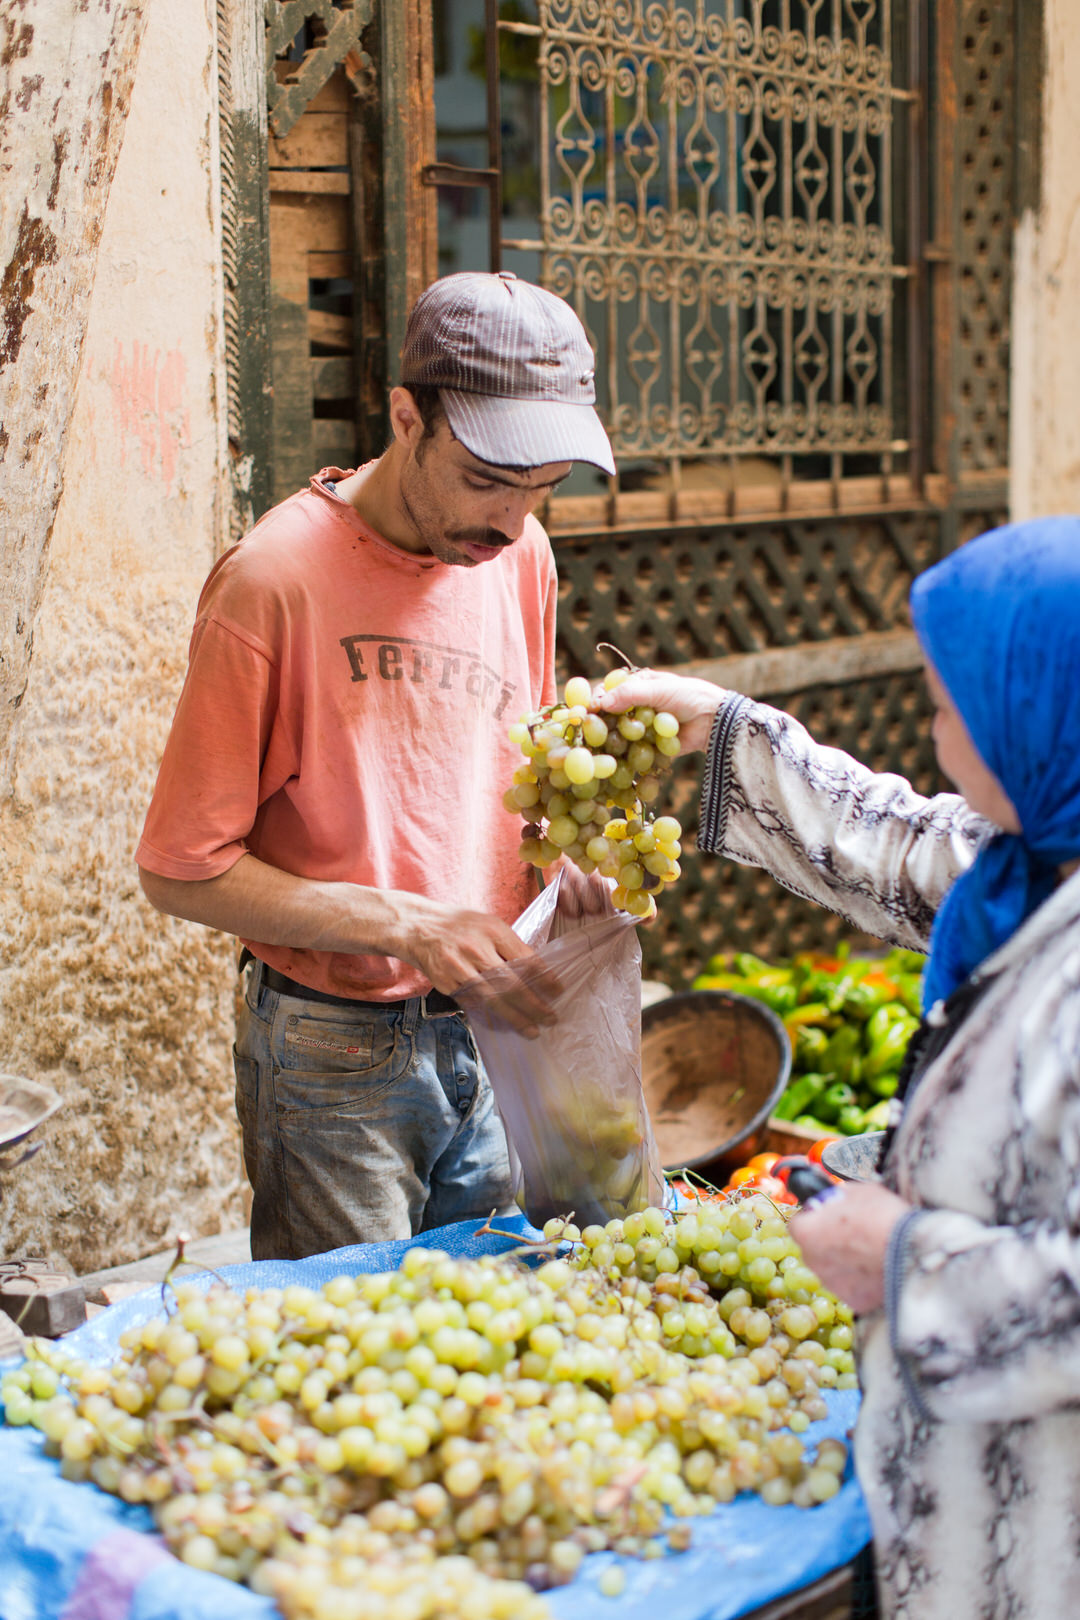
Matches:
[233,959,516,1260]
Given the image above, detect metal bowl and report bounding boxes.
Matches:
[821,1130,886,1183]
[641,990,792,1173]
[0,1074,61,1158]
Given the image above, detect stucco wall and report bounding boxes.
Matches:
[1010,0,1080,519]
[0,0,248,1273]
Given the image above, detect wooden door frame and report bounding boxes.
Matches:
[217,0,438,529]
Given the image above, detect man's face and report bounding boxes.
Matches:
[398,413,571,568]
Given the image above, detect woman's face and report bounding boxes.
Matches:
[925,662,1021,833]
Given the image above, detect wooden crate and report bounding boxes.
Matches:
[742,1563,855,1619]
[763,1117,826,1158]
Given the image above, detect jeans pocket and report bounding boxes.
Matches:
[232,1051,260,1187]
[273,1014,412,1116]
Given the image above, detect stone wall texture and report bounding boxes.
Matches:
[0,0,248,1274]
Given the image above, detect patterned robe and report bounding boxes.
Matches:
[700,694,1080,1620]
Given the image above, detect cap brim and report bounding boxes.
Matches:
[441,390,616,477]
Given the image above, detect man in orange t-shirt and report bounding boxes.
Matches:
[137,272,615,1258]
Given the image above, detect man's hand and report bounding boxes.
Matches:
[139,857,561,1037]
[397,896,561,1038]
[594,670,729,755]
[789,1181,911,1316]
[399,898,540,992]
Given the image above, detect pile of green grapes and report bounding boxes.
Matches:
[2,1196,855,1620]
[505,671,684,919]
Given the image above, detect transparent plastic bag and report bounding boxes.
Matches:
[457,869,666,1227]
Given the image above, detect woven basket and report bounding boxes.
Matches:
[641,990,791,1174]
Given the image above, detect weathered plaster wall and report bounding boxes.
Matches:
[1010,0,1080,519]
[0,0,248,1272]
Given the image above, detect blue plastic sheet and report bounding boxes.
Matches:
[0,1216,870,1620]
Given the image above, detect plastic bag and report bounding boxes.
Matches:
[457,870,666,1227]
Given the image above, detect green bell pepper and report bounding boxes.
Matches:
[772,1071,831,1122]
[822,1024,862,1085]
[863,1014,919,1080]
[865,1002,913,1046]
[881,948,928,975]
[840,980,895,1020]
[895,973,924,1017]
[732,978,799,1016]
[792,1115,836,1135]
[836,1104,867,1135]
[793,1026,830,1070]
[816,1080,857,1123]
[783,1002,838,1031]
[733,952,775,980]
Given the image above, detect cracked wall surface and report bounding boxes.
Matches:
[0,0,249,1274]
[1011,0,1080,519]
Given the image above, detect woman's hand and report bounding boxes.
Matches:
[789,1181,912,1316]
[553,857,613,918]
[594,670,730,754]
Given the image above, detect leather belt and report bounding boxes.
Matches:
[252,958,462,1017]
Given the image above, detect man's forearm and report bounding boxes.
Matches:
[138,854,414,959]
[137,853,539,996]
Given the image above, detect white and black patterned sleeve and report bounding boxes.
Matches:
[885,954,1080,1424]
[698,693,989,950]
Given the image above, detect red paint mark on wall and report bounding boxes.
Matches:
[107,342,191,489]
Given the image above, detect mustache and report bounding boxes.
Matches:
[448,531,513,548]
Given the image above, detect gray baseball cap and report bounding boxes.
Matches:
[400,271,616,476]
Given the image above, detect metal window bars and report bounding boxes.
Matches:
[428,1,928,527]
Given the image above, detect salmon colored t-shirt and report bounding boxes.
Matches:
[136,471,558,999]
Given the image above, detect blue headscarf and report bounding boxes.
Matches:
[911,516,1080,1011]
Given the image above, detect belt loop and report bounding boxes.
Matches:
[400,996,421,1037]
[239,949,266,1008]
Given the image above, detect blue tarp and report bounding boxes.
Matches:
[0,1216,870,1620]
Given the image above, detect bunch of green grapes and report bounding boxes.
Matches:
[2,1209,852,1620]
[504,671,684,919]
[553,1194,858,1418]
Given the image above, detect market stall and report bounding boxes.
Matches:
[0,1215,869,1620]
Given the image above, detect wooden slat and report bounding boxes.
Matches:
[740,1563,853,1620]
[306,72,351,113]
[270,169,350,194]
[545,475,936,535]
[270,196,315,504]
[683,628,923,699]
[309,309,352,351]
[313,420,358,461]
[307,194,350,254]
[381,1,438,384]
[309,251,351,278]
[312,356,354,398]
[269,112,348,169]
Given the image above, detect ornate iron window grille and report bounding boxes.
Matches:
[487,1,924,520]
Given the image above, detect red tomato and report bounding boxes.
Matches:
[754,1174,797,1205]
[727,1166,758,1188]
[806,1136,839,1166]
[744,1152,782,1175]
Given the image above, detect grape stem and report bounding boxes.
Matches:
[595,642,639,674]
[670,1165,726,1199]
[160,1231,235,1316]
[473,1210,574,1255]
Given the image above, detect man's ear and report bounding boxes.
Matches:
[389,386,425,450]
